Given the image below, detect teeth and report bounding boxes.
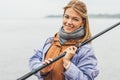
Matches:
[68,26,73,28]
[67,25,72,27]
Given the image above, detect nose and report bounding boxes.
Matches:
[67,19,72,25]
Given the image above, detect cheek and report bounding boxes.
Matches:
[76,21,83,28]
[76,24,81,28]
[62,19,66,26]
[73,23,80,29]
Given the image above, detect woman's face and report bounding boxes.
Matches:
[62,8,84,34]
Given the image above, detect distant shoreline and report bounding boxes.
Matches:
[45,14,120,19]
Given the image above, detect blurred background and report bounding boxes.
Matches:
[0,0,120,80]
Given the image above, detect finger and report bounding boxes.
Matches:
[69,46,76,50]
[42,61,46,64]
[47,58,53,62]
[72,46,77,50]
[69,47,71,50]
[42,60,51,64]
[45,60,51,64]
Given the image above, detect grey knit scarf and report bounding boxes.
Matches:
[58,26,85,45]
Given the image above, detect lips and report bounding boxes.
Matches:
[65,26,73,30]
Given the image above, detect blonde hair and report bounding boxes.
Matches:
[63,0,91,43]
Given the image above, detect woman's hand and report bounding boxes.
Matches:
[63,46,77,69]
[40,58,53,76]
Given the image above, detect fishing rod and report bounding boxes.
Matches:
[17,21,120,80]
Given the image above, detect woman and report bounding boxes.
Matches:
[29,0,99,80]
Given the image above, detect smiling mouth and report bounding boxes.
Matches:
[66,26,73,29]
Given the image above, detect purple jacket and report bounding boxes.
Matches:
[29,37,99,80]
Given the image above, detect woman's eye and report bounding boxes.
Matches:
[64,15,69,19]
[73,18,79,21]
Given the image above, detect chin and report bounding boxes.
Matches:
[64,30,72,34]
[63,27,72,33]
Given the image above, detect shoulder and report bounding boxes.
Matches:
[80,43,93,49]
[42,36,54,49]
[78,43,94,51]
[38,36,54,53]
[44,37,54,45]
[77,43,95,56]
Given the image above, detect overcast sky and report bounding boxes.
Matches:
[0,0,120,19]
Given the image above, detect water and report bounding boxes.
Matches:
[0,18,120,80]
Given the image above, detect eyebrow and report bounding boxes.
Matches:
[64,14,80,19]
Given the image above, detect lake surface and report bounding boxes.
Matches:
[0,18,120,80]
